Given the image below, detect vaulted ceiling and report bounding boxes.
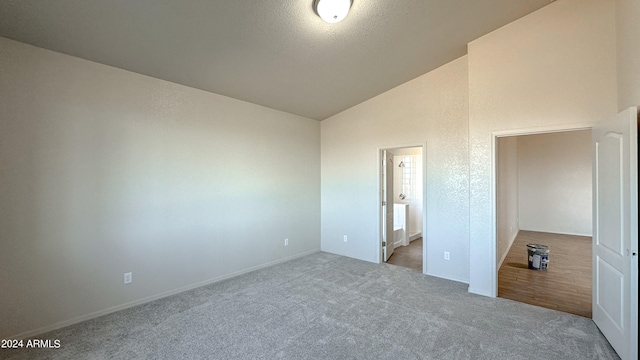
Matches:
[0,0,553,120]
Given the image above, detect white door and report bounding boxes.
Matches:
[382,150,395,262]
[592,106,638,360]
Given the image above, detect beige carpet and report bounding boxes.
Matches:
[3,252,619,360]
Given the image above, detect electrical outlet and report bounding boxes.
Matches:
[284,238,288,246]
[124,272,132,284]
[343,235,348,242]
[444,252,450,260]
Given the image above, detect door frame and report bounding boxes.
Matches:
[490,122,595,295]
[382,149,395,262]
[491,117,638,359]
[378,143,427,274]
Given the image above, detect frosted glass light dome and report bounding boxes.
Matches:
[314,0,352,24]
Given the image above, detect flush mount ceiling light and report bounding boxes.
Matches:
[314,0,352,24]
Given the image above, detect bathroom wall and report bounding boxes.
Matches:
[393,147,423,240]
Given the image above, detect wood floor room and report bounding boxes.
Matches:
[387,238,422,271]
[498,230,592,318]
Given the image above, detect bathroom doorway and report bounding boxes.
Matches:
[379,145,426,272]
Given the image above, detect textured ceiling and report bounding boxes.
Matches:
[0,0,553,120]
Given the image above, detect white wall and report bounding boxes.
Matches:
[0,37,321,338]
[518,130,592,236]
[468,0,617,296]
[497,136,519,268]
[321,57,470,283]
[616,0,640,110]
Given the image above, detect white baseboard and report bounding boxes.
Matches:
[10,248,321,340]
[468,286,495,298]
[519,228,592,237]
[425,271,469,285]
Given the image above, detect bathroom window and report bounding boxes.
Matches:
[401,156,415,200]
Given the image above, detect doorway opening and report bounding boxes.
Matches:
[379,145,426,273]
[495,129,593,317]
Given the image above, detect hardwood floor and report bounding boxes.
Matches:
[387,238,422,271]
[498,230,592,318]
